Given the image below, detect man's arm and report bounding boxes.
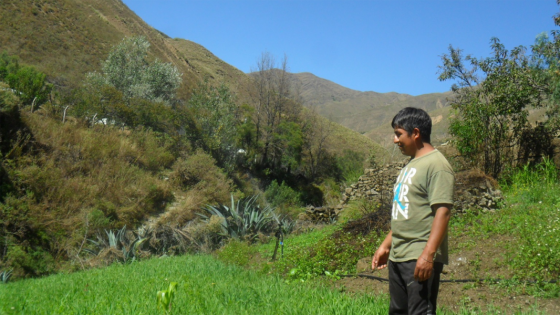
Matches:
[414,204,451,282]
[372,230,392,270]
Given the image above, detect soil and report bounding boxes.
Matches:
[334,235,560,314]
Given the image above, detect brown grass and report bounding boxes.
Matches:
[0,110,214,275]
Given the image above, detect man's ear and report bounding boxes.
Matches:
[412,128,421,140]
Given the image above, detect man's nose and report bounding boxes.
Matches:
[393,135,399,143]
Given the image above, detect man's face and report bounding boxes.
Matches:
[393,127,416,157]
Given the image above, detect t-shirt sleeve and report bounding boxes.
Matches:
[427,170,455,206]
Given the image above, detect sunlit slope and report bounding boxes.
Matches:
[289,72,454,144]
[0,0,238,96]
[167,38,251,98]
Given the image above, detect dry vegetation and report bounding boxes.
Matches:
[0,107,235,278]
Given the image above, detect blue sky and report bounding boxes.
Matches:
[122,0,559,96]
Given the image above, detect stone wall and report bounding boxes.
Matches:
[299,162,504,224]
[340,163,503,213]
[297,205,344,223]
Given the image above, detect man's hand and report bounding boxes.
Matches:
[414,203,451,282]
[372,245,390,270]
[414,252,434,282]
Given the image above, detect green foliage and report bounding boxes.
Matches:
[74,77,180,133]
[532,29,560,132]
[87,36,181,105]
[273,121,304,170]
[439,38,555,178]
[0,255,389,314]
[335,149,365,184]
[199,195,275,241]
[451,159,560,296]
[187,80,238,170]
[264,180,301,208]
[216,239,254,267]
[338,199,380,224]
[157,281,178,314]
[0,51,52,107]
[0,87,22,112]
[274,228,383,280]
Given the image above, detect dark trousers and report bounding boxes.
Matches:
[388,260,444,315]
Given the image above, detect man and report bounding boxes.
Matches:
[372,107,454,315]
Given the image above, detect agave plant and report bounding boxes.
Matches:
[278,217,296,235]
[0,269,13,284]
[86,226,147,263]
[198,195,275,240]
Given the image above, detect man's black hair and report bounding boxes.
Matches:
[391,107,432,143]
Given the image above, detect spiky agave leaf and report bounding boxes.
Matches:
[199,194,277,240]
[0,269,13,283]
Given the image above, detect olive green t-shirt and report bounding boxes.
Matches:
[389,149,454,264]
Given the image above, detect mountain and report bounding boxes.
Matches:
[0,0,381,157]
[0,0,249,98]
[288,72,454,147]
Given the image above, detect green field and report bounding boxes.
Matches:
[4,163,560,315]
[0,255,391,315]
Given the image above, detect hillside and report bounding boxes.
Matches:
[288,72,454,146]
[0,0,247,99]
[0,0,378,155]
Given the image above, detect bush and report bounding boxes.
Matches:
[272,227,383,279]
[0,85,21,112]
[170,151,233,205]
[264,180,301,208]
[0,51,52,106]
[335,150,365,184]
[216,239,254,266]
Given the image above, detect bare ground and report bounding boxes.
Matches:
[335,235,560,314]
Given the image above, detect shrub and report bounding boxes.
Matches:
[85,226,147,265]
[170,151,233,205]
[0,51,52,106]
[273,227,383,279]
[335,149,365,184]
[216,239,253,267]
[0,85,21,112]
[264,180,301,208]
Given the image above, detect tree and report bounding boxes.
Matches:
[248,52,303,171]
[188,80,239,170]
[438,38,550,178]
[86,36,182,105]
[301,111,334,181]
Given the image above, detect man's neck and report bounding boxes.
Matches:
[411,142,435,159]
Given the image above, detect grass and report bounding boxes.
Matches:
[218,222,384,282]
[3,160,560,314]
[448,159,560,297]
[0,255,390,315]
[0,253,547,315]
